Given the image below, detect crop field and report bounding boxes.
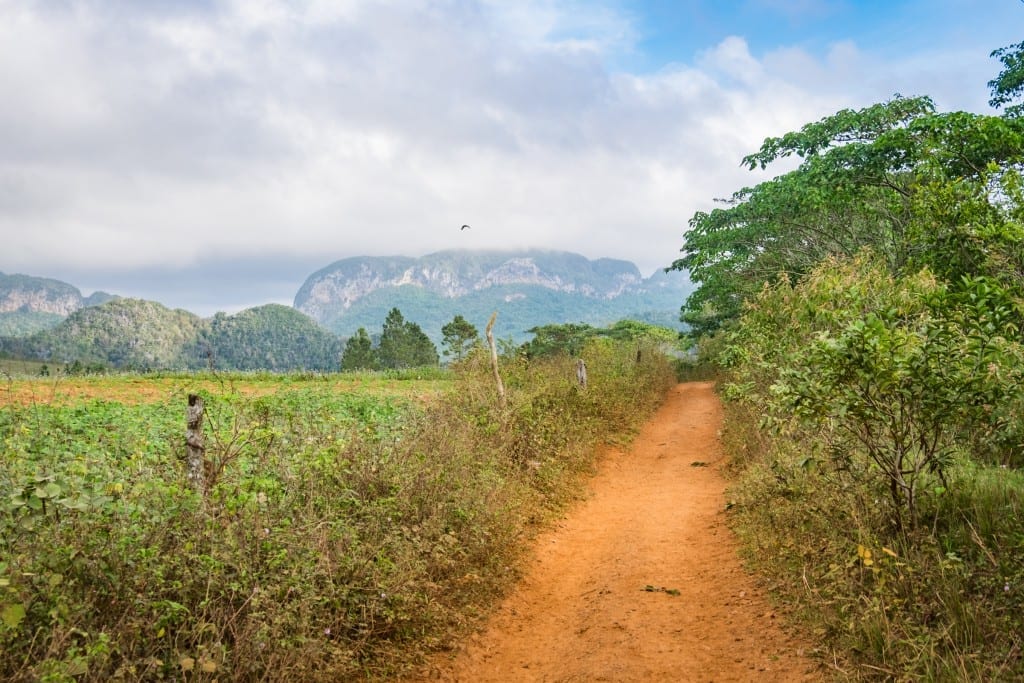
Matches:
[0,342,677,681]
[0,370,450,408]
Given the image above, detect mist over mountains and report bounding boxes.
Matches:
[0,250,691,371]
[294,250,692,343]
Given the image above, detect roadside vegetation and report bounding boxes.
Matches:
[675,42,1024,679]
[0,326,676,681]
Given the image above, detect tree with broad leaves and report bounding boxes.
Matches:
[670,95,1024,336]
[990,40,1024,118]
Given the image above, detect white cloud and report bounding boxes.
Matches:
[0,0,1007,311]
[697,35,765,85]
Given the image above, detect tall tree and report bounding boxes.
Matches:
[377,308,439,369]
[340,327,377,371]
[441,314,479,361]
[671,96,1024,335]
[403,321,440,367]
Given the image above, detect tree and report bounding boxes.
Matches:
[990,40,1024,118]
[377,308,407,369]
[441,315,479,361]
[340,327,377,371]
[670,96,1024,335]
[522,323,596,358]
[403,321,440,367]
[377,308,439,369]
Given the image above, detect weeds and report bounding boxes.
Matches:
[0,339,675,681]
[716,254,1024,680]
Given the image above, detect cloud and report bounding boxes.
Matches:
[0,0,1008,313]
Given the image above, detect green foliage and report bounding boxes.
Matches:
[713,254,1024,677]
[679,56,1024,679]
[671,96,1024,335]
[521,320,680,359]
[990,40,1024,118]
[340,327,378,371]
[376,308,439,369]
[440,315,479,362]
[0,311,65,338]
[2,298,206,370]
[0,339,676,681]
[1,300,347,373]
[189,304,343,372]
[522,322,596,358]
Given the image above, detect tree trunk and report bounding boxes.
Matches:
[485,312,507,411]
[186,394,207,496]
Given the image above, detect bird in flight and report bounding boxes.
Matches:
[461,224,471,230]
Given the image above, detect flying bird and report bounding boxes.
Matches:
[461,224,471,230]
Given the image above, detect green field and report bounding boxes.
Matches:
[0,342,677,681]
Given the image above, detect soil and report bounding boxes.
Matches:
[419,381,824,682]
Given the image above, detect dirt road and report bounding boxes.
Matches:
[423,382,823,682]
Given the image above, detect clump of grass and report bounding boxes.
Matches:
[0,338,675,681]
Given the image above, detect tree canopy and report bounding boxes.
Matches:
[990,40,1024,118]
[340,327,377,371]
[522,320,679,358]
[376,308,439,369]
[440,314,479,362]
[671,96,1024,335]
[337,309,439,371]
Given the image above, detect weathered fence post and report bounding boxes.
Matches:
[186,394,206,495]
[575,358,588,390]
[485,312,507,411]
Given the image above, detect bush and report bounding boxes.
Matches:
[715,252,1024,678]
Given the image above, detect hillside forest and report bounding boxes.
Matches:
[671,41,1024,677]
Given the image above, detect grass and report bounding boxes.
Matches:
[720,394,1024,681]
[0,340,676,681]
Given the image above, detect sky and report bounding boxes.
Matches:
[1,0,1021,316]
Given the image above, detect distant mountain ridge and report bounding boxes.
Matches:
[0,250,692,370]
[294,249,691,342]
[0,272,115,336]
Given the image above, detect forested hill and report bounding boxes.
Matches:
[294,249,692,342]
[0,299,342,372]
[0,271,115,336]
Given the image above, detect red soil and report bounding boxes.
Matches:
[420,381,823,682]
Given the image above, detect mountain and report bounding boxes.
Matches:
[0,250,693,371]
[2,298,206,369]
[188,304,343,372]
[1,299,342,372]
[294,249,692,343]
[0,271,116,337]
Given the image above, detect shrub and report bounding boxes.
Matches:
[715,252,1024,678]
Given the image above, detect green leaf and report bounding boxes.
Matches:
[1,603,26,629]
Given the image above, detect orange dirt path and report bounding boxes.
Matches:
[422,382,823,682]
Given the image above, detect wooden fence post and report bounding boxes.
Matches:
[186,394,206,495]
[575,358,588,390]
[485,312,507,411]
